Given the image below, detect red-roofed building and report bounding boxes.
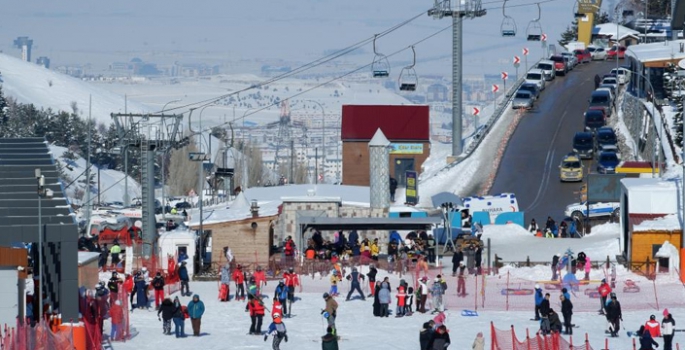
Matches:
[341,105,430,186]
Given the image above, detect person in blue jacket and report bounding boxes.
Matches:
[178,261,190,296]
[187,294,205,336]
[264,313,288,350]
[534,284,544,321]
[274,281,290,317]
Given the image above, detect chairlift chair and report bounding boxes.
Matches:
[501,0,517,37]
[398,46,418,92]
[371,34,390,78]
[526,3,543,41]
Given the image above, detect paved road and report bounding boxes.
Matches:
[488,60,618,224]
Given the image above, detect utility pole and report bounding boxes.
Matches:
[428,0,486,159]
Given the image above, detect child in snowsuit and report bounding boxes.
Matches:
[265,314,287,350]
[430,278,444,313]
[405,286,414,315]
[329,270,341,296]
[157,297,175,335]
[396,286,407,317]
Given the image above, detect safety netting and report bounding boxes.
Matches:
[490,322,595,350]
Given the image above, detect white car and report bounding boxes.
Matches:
[525,69,546,91]
[561,52,578,68]
[602,77,618,90]
[588,46,608,60]
[610,68,631,85]
[536,60,555,81]
[564,201,621,220]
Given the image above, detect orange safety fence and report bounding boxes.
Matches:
[490,322,595,350]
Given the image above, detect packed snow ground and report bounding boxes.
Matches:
[110,275,685,350]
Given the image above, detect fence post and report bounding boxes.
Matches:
[490,322,495,350]
[506,270,510,311]
[647,257,651,277]
[475,271,479,311]
[633,337,637,350]
[605,338,609,350]
[526,256,531,267]
[653,277,660,310]
[569,334,573,348]
[526,328,531,350]
[585,333,589,350]
[606,255,610,269]
[511,325,516,349]
[481,273,486,309]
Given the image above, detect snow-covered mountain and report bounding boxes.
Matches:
[0,53,150,124]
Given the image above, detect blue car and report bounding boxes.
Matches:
[597,151,620,174]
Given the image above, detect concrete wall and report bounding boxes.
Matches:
[0,268,19,327]
[620,93,663,164]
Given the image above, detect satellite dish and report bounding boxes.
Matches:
[678,58,685,70]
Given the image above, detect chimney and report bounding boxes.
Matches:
[250,200,260,218]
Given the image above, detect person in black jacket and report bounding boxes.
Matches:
[560,294,573,335]
[419,320,435,350]
[539,293,551,334]
[389,176,398,202]
[366,264,378,297]
[451,247,464,276]
[639,325,659,350]
[606,293,622,337]
[427,325,451,350]
[157,297,175,335]
[548,309,562,333]
[551,254,560,280]
[594,74,601,89]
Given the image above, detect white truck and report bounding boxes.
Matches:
[565,41,586,52]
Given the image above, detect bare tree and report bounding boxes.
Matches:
[167,136,200,196]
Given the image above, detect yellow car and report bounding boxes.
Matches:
[559,153,584,182]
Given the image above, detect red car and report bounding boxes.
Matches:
[607,46,626,60]
[574,49,591,63]
[549,55,567,75]
[586,106,608,120]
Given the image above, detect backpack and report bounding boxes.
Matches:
[441,280,448,292]
[181,305,189,319]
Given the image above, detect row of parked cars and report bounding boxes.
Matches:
[513,49,597,109]
[561,66,632,182]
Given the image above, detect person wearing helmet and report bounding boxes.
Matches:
[178,261,190,297]
[598,279,612,315]
[345,266,365,301]
[265,313,288,349]
[430,277,444,314]
[418,276,429,313]
[247,294,265,335]
[151,271,166,308]
[107,271,123,304]
[321,293,338,334]
[283,267,300,305]
[274,281,289,317]
[232,264,246,300]
[644,314,662,338]
[329,270,341,297]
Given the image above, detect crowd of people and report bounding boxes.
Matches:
[528,217,580,238]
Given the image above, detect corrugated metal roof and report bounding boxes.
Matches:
[628,213,667,229]
[299,216,441,231]
[341,105,430,141]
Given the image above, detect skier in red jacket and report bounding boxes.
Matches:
[233,264,246,300]
[253,266,267,297]
[644,314,662,338]
[598,279,612,314]
[283,267,300,303]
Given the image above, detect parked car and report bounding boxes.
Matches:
[607,45,626,59]
[549,55,568,75]
[589,90,613,117]
[595,127,617,153]
[536,60,556,80]
[610,67,631,84]
[574,49,591,63]
[595,87,614,104]
[560,51,578,68]
[596,151,620,174]
[584,109,606,131]
[602,76,618,90]
[564,201,621,221]
[512,90,535,109]
[588,46,608,60]
[573,131,594,159]
[598,83,616,97]
[525,69,546,91]
[559,152,584,182]
[518,83,541,100]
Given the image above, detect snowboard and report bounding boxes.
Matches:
[461,310,478,317]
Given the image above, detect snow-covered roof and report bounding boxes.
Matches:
[187,198,280,227]
[633,214,681,232]
[281,196,342,203]
[78,252,101,266]
[244,184,371,205]
[594,23,639,41]
[621,178,679,214]
[625,40,685,63]
[159,229,196,240]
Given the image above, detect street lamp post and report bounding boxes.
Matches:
[35,168,52,322]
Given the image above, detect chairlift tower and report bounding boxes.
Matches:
[428,0,486,158]
[110,113,185,259]
[274,100,293,178]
